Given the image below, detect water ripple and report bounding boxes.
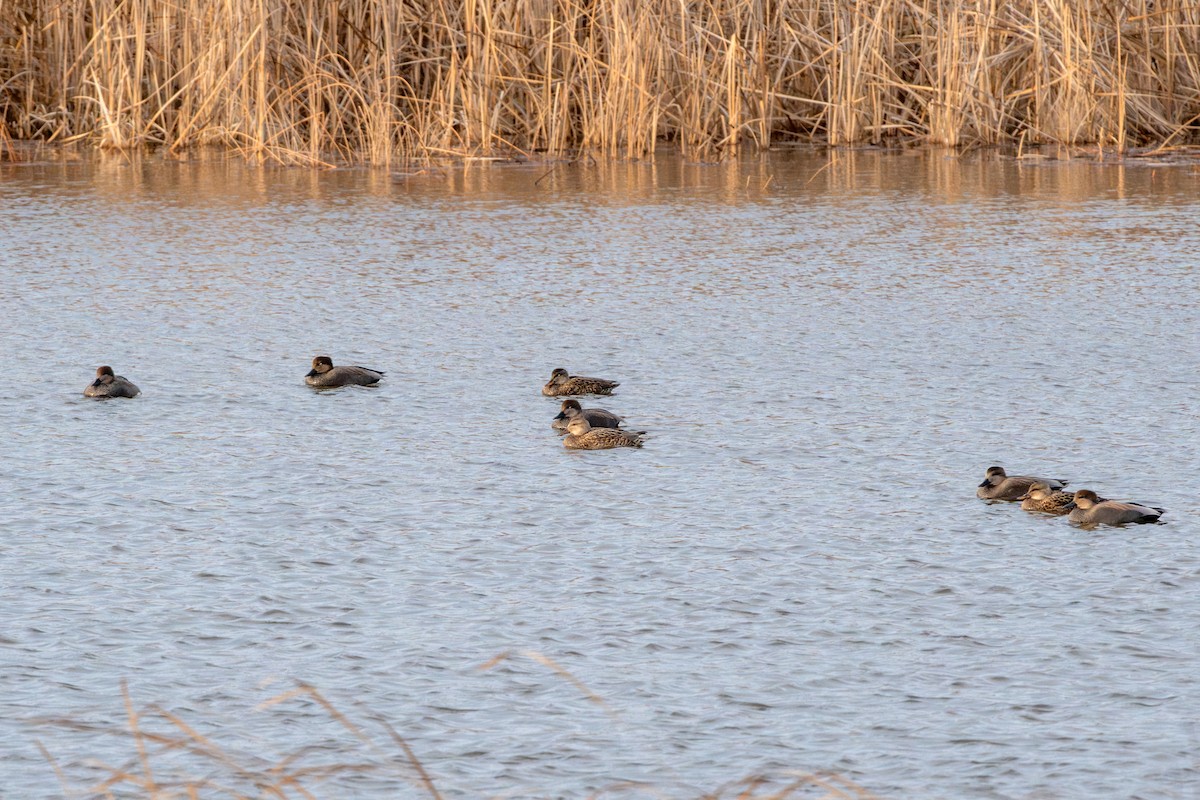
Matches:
[1,152,1197,799]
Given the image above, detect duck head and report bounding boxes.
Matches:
[307,355,334,377]
[566,416,593,435]
[1019,481,1052,502]
[979,465,1007,488]
[554,398,583,421]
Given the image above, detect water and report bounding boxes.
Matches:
[1,150,1198,799]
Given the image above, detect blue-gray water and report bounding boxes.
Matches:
[1,151,1197,799]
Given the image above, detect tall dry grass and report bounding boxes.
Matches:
[1,0,1198,164]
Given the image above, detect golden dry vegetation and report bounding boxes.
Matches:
[2,0,1199,164]
[33,674,884,798]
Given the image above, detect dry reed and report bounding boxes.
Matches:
[31,665,884,799]
[3,0,1199,164]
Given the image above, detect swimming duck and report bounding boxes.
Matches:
[84,366,140,398]
[551,399,624,431]
[562,417,643,449]
[305,355,383,388]
[977,466,1067,501]
[1067,489,1164,526]
[542,368,619,397]
[1019,482,1084,515]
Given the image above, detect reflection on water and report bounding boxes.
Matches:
[1,149,1198,799]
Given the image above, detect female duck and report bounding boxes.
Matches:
[542,368,619,397]
[1019,482,1084,515]
[84,366,140,398]
[305,355,383,388]
[977,465,1067,501]
[562,417,643,450]
[552,399,624,431]
[1067,490,1164,526]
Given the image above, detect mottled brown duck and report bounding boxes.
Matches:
[541,368,619,397]
[562,417,643,450]
[1019,482,1085,515]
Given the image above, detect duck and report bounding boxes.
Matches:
[1019,482,1086,515]
[551,399,624,431]
[541,368,619,397]
[305,355,383,388]
[1067,490,1164,526]
[83,366,140,398]
[562,417,643,450]
[977,465,1068,501]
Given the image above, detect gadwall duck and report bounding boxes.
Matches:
[551,399,624,431]
[305,355,383,388]
[542,368,619,397]
[84,366,140,398]
[1019,482,1088,515]
[563,417,643,449]
[1067,489,1164,526]
[977,466,1067,501]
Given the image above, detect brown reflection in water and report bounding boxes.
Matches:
[2,147,1198,212]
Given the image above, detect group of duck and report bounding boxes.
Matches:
[977,466,1166,527]
[84,361,644,452]
[542,368,645,450]
[82,366,1173,509]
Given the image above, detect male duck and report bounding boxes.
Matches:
[551,399,624,431]
[84,366,140,398]
[1067,490,1164,526]
[305,355,383,388]
[977,465,1067,501]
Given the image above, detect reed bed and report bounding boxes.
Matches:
[2,0,1198,164]
[31,667,883,799]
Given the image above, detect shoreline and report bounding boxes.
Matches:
[4,139,1200,169]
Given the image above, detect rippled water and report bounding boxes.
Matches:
[1,150,1198,799]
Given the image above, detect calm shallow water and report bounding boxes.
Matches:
[1,150,1198,799]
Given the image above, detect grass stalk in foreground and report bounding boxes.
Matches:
[31,656,883,798]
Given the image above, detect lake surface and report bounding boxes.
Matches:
[1,149,1197,799]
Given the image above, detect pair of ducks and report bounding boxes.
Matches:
[542,368,644,450]
[84,356,382,397]
[977,466,1165,526]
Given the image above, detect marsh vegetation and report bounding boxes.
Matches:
[2,0,1199,164]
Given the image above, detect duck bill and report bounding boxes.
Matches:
[978,479,991,488]
[305,369,318,377]
[553,411,566,420]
